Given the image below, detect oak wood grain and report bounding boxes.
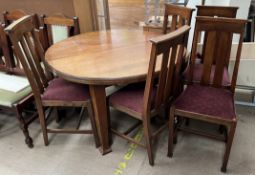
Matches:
[45,29,161,85]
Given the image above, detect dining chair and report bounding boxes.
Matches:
[108,25,191,165]
[5,15,99,147]
[163,4,194,34]
[185,5,239,86]
[168,16,247,172]
[0,22,37,148]
[40,13,80,49]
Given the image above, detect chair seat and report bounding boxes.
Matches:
[184,63,230,86]
[0,86,32,107]
[42,78,90,102]
[174,84,236,120]
[109,83,156,116]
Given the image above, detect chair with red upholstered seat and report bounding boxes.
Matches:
[184,5,238,85]
[5,15,99,147]
[108,25,191,165]
[168,16,247,172]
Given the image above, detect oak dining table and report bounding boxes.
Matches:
[44,29,161,155]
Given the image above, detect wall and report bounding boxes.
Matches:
[0,0,96,33]
[0,0,75,21]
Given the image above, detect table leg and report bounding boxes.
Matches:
[89,85,112,155]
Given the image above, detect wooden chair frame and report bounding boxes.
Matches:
[3,9,40,28]
[0,22,36,148]
[2,9,41,75]
[163,4,194,34]
[0,94,37,148]
[5,15,99,147]
[40,13,80,49]
[0,22,15,72]
[196,6,239,64]
[109,25,191,165]
[168,16,247,172]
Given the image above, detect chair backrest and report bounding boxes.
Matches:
[197,5,238,18]
[143,25,191,115]
[3,9,39,28]
[5,15,49,103]
[163,4,194,34]
[41,14,80,48]
[0,22,15,72]
[196,6,239,63]
[189,16,247,92]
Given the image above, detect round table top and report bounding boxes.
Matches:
[45,29,161,85]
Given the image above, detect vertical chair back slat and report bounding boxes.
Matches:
[212,31,232,87]
[5,15,48,98]
[163,45,177,101]
[163,4,194,34]
[201,31,216,85]
[189,16,247,91]
[23,31,48,87]
[19,33,44,93]
[170,15,178,32]
[154,47,171,108]
[143,25,191,114]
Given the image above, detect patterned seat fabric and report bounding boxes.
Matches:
[174,84,235,120]
[42,78,90,101]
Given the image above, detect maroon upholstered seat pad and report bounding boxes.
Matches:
[42,78,90,101]
[109,83,156,114]
[184,63,230,86]
[174,84,235,120]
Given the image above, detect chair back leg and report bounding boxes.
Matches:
[143,117,154,165]
[167,107,175,157]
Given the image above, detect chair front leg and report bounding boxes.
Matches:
[221,121,237,173]
[167,107,175,157]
